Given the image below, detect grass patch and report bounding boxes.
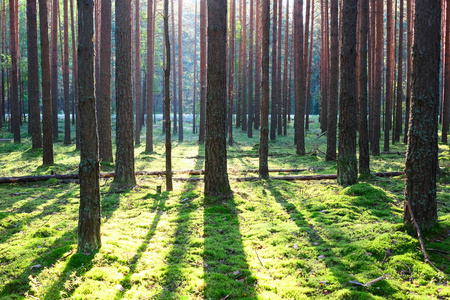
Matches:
[0,118,448,299]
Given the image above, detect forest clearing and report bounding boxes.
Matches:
[0,120,449,299]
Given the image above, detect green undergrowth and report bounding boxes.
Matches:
[0,117,449,299]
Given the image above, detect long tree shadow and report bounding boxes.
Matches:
[266,181,399,299]
[113,191,168,299]
[203,195,257,299]
[157,187,203,298]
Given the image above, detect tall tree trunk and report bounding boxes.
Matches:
[135,0,142,144]
[0,0,4,128]
[371,0,383,155]
[270,0,278,140]
[63,0,70,145]
[306,1,314,131]
[99,0,113,161]
[259,0,270,179]
[178,0,183,141]
[193,0,197,134]
[228,0,235,144]
[403,0,413,143]
[171,0,177,135]
[393,0,404,143]
[247,0,254,138]
[276,0,282,136]
[77,0,101,253]
[404,0,440,231]
[199,0,206,142]
[27,0,42,149]
[294,0,305,155]
[326,0,338,161]
[163,0,172,191]
[383,0,393,151]
[358,0,370,175]
[303,0,309,131]
[242,0,248,132]
[114,0,136,186]
[282,0,289,136]
[442,0,450,143]
[146,0,155,152]
[205,0,231,197]
[71,0,79,149]
[9,0,19,143]
[51,0,58,140]
[254,0,261,130]
[319,0,328,133]
[337,0,358,185]
[39,0,53,164]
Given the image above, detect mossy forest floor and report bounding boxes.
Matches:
[0,117,449,299]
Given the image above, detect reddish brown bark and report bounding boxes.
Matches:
[259,0,270,179]
[384,0,393,151]
[270,0,278,140]
[99,0,113,161]
[135,0,142,144]
[39,0,53,165]
[254,0,261,130]
[199,0,206,142]
[228,0,235,144]
[393,0,404,143]
[27,0,42,148]
[51,0,58,139]
[146,0,155,152]
[9,0,19,142]
[178,0,183,141]
[63,0,70,145]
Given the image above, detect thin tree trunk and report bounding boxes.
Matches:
[193,0,197,134]
[384,0,393,151]
[270,0,278,140]
[403,0,413,143]
[51,0,58,140]
[99,0,113,161]
[306,1,314,131]
[442,0,450,143]
[199,0,206,142]
[248,0,254,138]
[228,0,235,144]
[371,0,383,155]
[171,0,177,135]
[276,0,282,136]
[39,0,53,165]
[319,0,328,133]
[254,0,261,130]
[282,0,289,135]
[178,0,183,141]
[393,0,403,143]
[326,0,338,161]
[135,0,142,144]
[77,0,101,253]
[9,0,19,143]
[146,0,155,152]
[71,0,79,149]
[259,0,270,179]
[303,0,309,131]
[27,0,42,148]
[294,0,305,155]
[63,0,70,145]
[163,0,172,191]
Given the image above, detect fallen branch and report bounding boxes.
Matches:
[349,274,388,287]
[405,200,441,272]
[0,171,404,184]
[0,139,13,142]
[255,249,266,269]
[426,248,450,255]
